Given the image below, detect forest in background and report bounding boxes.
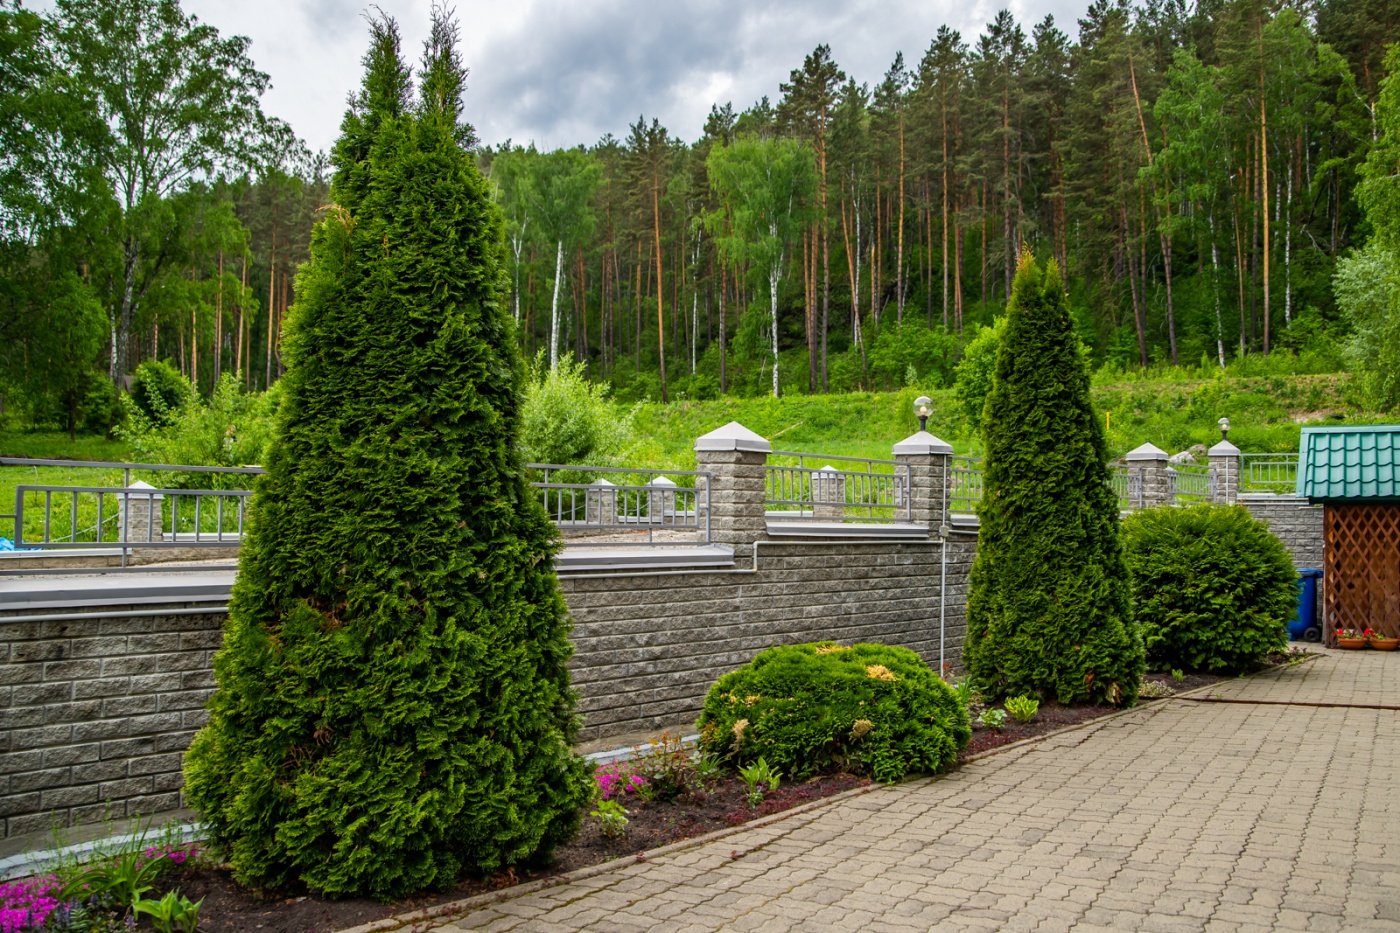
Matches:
[3,0,1400,439]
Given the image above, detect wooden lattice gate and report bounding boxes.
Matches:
[1324,503,1400,641]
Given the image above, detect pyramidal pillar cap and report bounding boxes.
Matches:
[893,431,954,456]
[1208,439,1241,456]
[695,421,771,453]
[1125,442,1169,462]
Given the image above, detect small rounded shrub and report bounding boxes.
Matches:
[696,642,971,784]
[129,360,193,427]
[1122,504,1295,674]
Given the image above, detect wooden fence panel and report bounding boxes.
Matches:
[1324,503,1400,641]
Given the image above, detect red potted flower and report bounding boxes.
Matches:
[1367,629,1399,651]
[1335,628,1370,649]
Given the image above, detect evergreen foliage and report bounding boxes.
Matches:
[1122,505,1294,673]
[963,253,1143,705]
[696,642,970,784]
[183,12,590,899]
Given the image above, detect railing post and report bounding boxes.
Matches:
[648,476,677,525]
[811,466,845,521]
[1126,443,1173,510]
[1209,440,1242,505]
[893,430,953,533]
[694,421,770,558]
[118,480,164,546]
[586,478,617,526]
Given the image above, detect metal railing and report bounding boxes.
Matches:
[1241,453,1298,493]
[765,451,910,523]
[528,464,711,544]
[948,456,984,514]
[1170,463,1214,505]
[1109,466,1134,511]
[2,458,265,567]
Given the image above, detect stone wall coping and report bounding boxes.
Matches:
[892,431,954,456]
[694,421,771,453]
[1209,440,1242,456]
[0,570,236,614]
[1126,442,1169,461]
[555,544,735,573]
[764,521,929,540]
[1238,492,1313,503]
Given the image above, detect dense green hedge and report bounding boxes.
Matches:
[696,642,971,784]
[1122,505,1294,673]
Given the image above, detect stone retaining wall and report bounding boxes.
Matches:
[563,536,975,741]
[0,608,219,840]
[1240,494,1325,568]
[0,534,974,841]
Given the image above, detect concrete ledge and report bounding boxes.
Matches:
[0,570,236,613]
[554,545,735,573]
[765,521,929,540]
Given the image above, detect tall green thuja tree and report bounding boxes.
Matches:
[963,252,1142,706]
[184,11,590,899]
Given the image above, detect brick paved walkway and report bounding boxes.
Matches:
[355,649,1400,932]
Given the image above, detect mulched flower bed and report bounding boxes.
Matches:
[29,655,1302,933]
[172,773,870,933]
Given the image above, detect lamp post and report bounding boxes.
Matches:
[914,396,932,433]
[1218,416,1230,441]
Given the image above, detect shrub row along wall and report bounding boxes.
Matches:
[0,607,219,841]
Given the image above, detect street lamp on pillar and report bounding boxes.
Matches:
[1218,417,1230,442]
[914,396,932,433]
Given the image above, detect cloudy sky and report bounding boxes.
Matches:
[149,0,1084,154]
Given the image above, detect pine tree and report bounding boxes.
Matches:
[184,11,590,898]
[962,252,1143,706]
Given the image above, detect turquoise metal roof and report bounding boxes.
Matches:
[1297,425,1400,501]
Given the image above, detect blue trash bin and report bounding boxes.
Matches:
[1288,568,1323,641]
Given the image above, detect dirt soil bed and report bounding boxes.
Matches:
[150,662,1269,932]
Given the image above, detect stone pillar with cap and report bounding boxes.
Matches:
[1126,443,1173,510]
[648,475,678,525]
[694,421,770,557]
[893,430,954,534]
[1209,439,1241,505]
[811,465,846,521]
[118,480,164,545]
[586,478,617,526]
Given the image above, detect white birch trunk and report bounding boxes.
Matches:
[1209,210,1226,369]
[1284,168,1292,325]
[549,238,563,370]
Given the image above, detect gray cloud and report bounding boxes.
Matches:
[75,0,1087,154]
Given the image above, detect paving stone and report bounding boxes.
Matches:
[376,651,1399,931]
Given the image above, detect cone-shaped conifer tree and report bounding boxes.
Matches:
[962,252,1143,705]
[184,12,590,898]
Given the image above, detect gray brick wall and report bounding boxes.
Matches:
[561,538,971,742]
[0,538,975,839]
[0,608,220,840]
[1240,494,1325,568]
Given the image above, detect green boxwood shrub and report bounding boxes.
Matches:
[696,642,971,784]
[1121,504,1295,673]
